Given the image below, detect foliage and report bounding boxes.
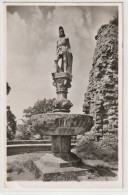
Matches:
[76,131,118,162]
[110,16,118,25]
[23,98,56,118]
[7,83,17,140]
[7,106,17,140]
[20,98,56,140]
[15,121,44,140]
[7,82,11,95]
[15,123,32,140]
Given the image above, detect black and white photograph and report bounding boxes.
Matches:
[3,2,122,189]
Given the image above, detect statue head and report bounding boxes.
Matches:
[59,26,65,38]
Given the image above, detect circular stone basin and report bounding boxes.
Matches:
[31,113,93,136]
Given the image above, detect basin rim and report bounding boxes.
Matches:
[31,112,93,118]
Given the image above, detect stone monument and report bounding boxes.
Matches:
[53,26,73,113]
[31,27,93,181]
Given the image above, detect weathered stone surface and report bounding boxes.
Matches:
[40,153,73,168]
[53,99,73,113]
[40,153,81,168]
[33,159,87,181]
[31,112,93,169]
[82,21,118,160]
[52,135,71,153]
[52,72,73,112]
[31,113,93,135]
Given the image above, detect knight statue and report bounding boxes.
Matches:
[54,26,73,74]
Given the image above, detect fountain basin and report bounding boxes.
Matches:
[31,113,93,136]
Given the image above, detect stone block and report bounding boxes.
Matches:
[32,156,87,181]
[40,153,81,168]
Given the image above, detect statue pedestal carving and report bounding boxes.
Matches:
[52,72,73,112]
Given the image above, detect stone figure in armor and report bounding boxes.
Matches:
[54,26,73,74]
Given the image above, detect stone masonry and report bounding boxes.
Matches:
[83,20,118,145]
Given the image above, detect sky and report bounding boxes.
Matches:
[6,5,118,122]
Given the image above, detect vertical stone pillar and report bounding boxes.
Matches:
[52,135,71,154]
[50,71,82,165]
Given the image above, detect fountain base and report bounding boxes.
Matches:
[33,153,87,181]
[31,113,93,181]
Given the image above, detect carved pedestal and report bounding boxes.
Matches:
[52,72,73,112]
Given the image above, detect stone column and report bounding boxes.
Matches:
[50,71,82,165]
[52,136,71,154]
[51,135,81,166]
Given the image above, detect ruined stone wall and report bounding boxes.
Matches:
[83,21,118,145]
